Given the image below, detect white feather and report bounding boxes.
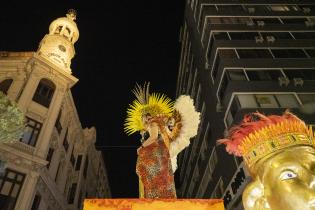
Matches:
[169,95,200,172]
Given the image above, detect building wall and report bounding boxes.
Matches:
[0,12,111,210]
[176,1,315,210]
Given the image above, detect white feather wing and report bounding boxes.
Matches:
[169,95,200,172]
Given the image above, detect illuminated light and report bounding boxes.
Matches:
[83,199,225,210]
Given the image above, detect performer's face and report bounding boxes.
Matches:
[254,146,315,210]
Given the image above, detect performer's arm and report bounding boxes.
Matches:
[142,123,158,147]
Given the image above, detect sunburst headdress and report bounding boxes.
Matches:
[124,82,174,135]
[218,111,315,175]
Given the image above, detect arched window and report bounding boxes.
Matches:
[32,78,56,108]
[0,79,13,94]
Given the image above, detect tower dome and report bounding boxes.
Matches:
[37,9,79,73]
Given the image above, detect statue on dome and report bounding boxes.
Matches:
[124,82,200,198]
[219,111,315,210]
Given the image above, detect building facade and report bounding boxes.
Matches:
[175,1,315,209]
[0,10,111,210]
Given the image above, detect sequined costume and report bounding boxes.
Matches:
[136,136,176,198]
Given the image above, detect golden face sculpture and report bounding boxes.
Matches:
[243,146,315,210]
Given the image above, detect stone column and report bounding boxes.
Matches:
[48,148,64,180]
[35,88,65,158]
[17,73,40,113]
[15,171,39,210]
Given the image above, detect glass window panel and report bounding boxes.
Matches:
[284,69,315,80]
[281,18,307,24]
[17,175,23,182]
[237,49,273,58]
[7,172,15,179]
[1,181,12,195]
[261,32,293,39]
[237,94,258,108]
[229,32,259,40]
[268,5,290,11]
[291,32,315,40]
[271,49,307,58]
[218,5,245,13]
[246,70,282,81]
[276,94,299,108]
[305,49,315,58]
[213,32,229,40]
[255,95,278,108]
[298,94,315,104]
[227,69,247,80]
[0,79,13,95]
[219,49,237,59]
[11,184,20,198]
[253,18,281,24]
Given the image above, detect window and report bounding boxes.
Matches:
[83,156,88,179]
[32,79,55,108]
[55,162,61,182]
[237,94,258,108]
[298,94,315,105]
[271,49,307,58]
[0,169,25,210]
[46,148,54,168]
[291,32,315,40]
[55,110,62,134]
[255,94,278,108]
[276,94,299,108]
[75,155,82,171]
[63,130,69,152]
[20,117,42,146]
[237,49,273,58]
[260,32,293,40]
[219,49,238,59]
[70,148,75,168]
[55,25,63,34]
[246,70,282,81]
[268,5,290,12]
[229,32,259,40]
[217,5,245,13]
[31,194,41,210]
[252,18,282,24]
[209,17,250,24]
[227,69,247,81]
[67,183,77,204]
[283,69,315,80]
[305,49,315,58]
[281,18,308,24]
[213,32,229,40]
[0,79,13,95]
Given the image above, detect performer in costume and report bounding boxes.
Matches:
[219,111,315,210]
[124,83,200,198]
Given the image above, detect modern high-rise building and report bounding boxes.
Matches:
[175,1,315,209]
[0,10,111,210]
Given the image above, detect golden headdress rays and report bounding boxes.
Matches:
[124,83,174,135]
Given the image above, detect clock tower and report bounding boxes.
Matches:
[37,9,79,73]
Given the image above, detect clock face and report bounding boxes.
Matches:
[58,44,66,52]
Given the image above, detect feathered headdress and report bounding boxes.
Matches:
[218,111,315,174]
[124,82,174,135]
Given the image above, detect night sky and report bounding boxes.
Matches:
[0,1,185,197]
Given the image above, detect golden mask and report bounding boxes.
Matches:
[243,146,315,210]
[218,111,315,210]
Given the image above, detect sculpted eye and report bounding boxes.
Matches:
[279,170,297,180]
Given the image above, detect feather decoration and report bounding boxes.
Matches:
[169,95,200,172]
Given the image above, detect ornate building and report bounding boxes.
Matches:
[175,1,315,210]
[0,10,111,210]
